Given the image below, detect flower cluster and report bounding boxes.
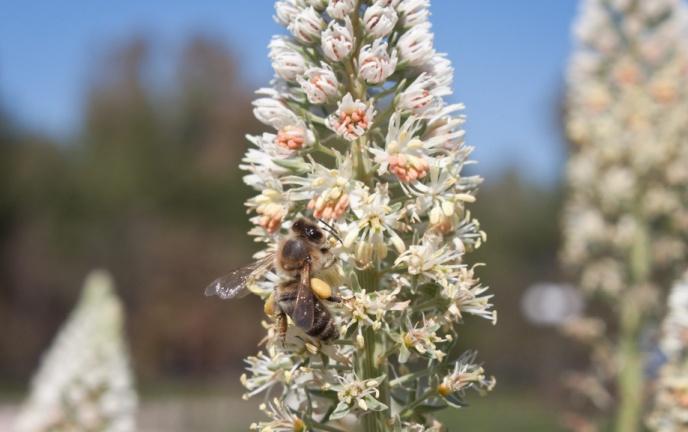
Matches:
[647,272,688,431]
[564,0,688,291]
[562,0,688,428]
[238,0,495,430]
[14,270,137,432]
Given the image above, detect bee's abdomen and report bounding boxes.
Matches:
[276,281,298,316]
[306,299,338,341]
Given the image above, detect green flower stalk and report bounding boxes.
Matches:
[561,0,688,430]
[233,0,496,430]
[14,270,137,432]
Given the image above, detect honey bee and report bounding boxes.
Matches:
[205,218,341,341]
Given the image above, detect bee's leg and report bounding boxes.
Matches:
[277,312,287,345]
[325,295,342,303]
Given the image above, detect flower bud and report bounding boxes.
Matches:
[358,40,398,84]
[288,6,325,44]
[269,37,306,82]
[298,64,340,104]
[363,4,398,38]
[321,18,354,61]
[397,0,430,28]
[327,0,356,19]
[274,0,301,26]
[253,97,299,129]
[397,23,435,66]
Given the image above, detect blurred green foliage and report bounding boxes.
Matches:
[0,35,265,382]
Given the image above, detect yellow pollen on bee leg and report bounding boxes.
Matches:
[311,278,332,299]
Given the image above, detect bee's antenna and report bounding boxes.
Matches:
[318,219,343,244]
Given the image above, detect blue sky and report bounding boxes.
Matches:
[0,0,578,185]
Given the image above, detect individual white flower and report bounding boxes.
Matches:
[241,348,299,398]
[424,103,467,150]
[395,234,463,283]
[252,97,314,151]
[268,36,307,82]
[363,4,398,38]
[330,374,387,419]
[246,178,290,233]
[371,112,460,183]
[241,139,293,188]
[397,0,430,27]
[274,0,302,26]
[399,72,451,116]
[328,93,375,141]
[397,23,435,66]
[372,113,428,182]
[288,6,325,44]
[343,184,407,266]
[396,317,448,363]
[438,352,496,404]
[321,17,354,61]
[285,158,357,220]
[404,158,478,234]
[326,0,356,19]
[250,398,305,432]
[298,63,340,104]
[423,53,454,90]
[340,285,409,331]
[358,39,398,84]
[443,266,496,323]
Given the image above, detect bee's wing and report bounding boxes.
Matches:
[292,260,315,329]
[204,254,274,300]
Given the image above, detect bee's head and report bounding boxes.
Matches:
[291,218,324,244]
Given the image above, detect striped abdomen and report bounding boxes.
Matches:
[276,281,338,341]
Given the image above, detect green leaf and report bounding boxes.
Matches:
[363,395,388,412]
[329,402,351,420]
[272,157,309,172]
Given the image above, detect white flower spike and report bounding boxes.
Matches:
[233,1,495,429]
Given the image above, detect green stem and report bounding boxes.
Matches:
[389,368,433,388]
[614,220,649,432]
[313,142,338,158]
[348,5,388,430]
[355,268,391,432]
[400,388,435,419]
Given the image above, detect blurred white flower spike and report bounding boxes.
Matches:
[647,272,688,431]
[231,0,495,430]
[14,270,137,432]
[562,0,688,429]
